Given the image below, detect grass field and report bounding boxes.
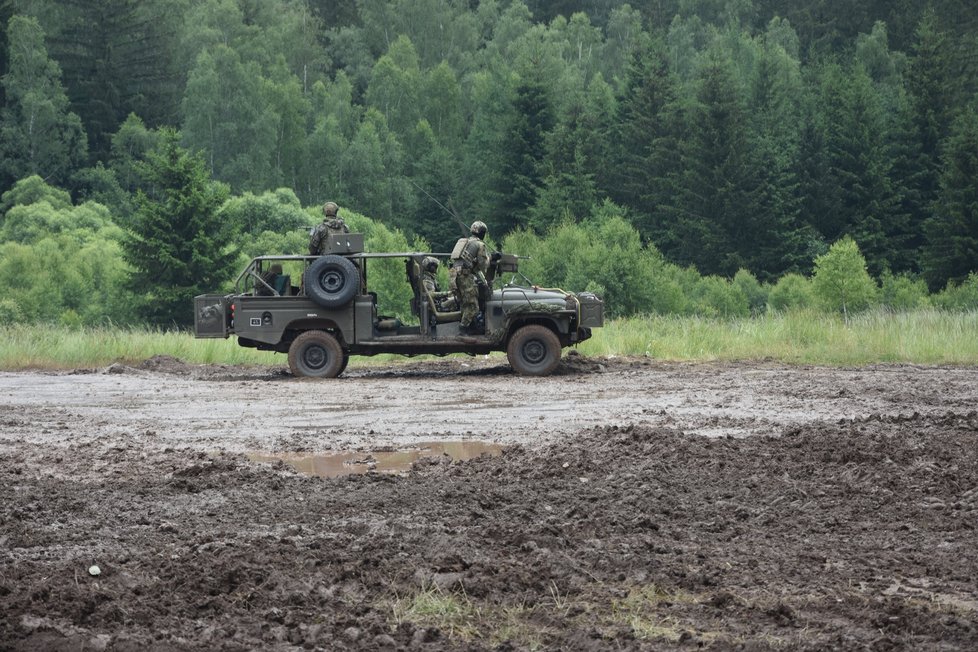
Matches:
[1,309,976,371]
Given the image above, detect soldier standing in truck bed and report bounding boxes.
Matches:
[451,221,489,334]
[309,201,349,255]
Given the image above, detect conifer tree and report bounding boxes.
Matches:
[124,128,234,327]
[922,106,978,290]
[608,38,684,244]
[671,49,760,277]
[497,75,553,234]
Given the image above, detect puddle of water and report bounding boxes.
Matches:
[249,440,504,478]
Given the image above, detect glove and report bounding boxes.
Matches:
[491,252,502,262]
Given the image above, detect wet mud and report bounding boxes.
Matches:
[2,356,977,650]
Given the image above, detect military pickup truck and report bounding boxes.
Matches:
[193,232,604,377]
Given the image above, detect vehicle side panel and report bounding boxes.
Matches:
[233,296,355,345]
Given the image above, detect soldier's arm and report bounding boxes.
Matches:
[308,227,322,255]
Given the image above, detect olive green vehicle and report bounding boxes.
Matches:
[193,233,604,377]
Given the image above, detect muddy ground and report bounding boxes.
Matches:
[1,355,977,650]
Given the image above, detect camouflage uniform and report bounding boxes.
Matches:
[451,229,489,329]
[421,270,458,312]
[308,202,349,255]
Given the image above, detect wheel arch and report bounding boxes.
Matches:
[277,319,349,353]
[505,316,567,346]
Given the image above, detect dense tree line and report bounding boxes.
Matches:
[0,0,976,326]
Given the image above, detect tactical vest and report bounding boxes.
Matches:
[451,236,483,270]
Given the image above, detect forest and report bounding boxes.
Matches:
[0,0,977,327]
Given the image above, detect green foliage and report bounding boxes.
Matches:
[880,271,930,311]
[0,175,72,213]
[767,273,814,312]
[812,237,880,319]
[124,129,235,327]
[342,210,420,320]
[219,189,309,236]
[733,269,769,316]
[0,199,119,245]
[931,273,978,311]
[0,230,133,326]
[503,202,660,318]
[687,276,750,318]
[921,106,978,290]
[0,15,87,188]
[3,0,978,332]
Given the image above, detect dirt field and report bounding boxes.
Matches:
[2,355,977,650]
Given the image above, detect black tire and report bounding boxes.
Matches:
[507,325,561,376]
[288,331,345,378]
[339,352,350,376]
[304,255,360,308]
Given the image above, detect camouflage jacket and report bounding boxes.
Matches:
[308,218,350,255]
[451,236,488,276]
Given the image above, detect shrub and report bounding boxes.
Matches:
[932,273,978,311]
[688,275,750,318]
[768,273,814,312]
[733,269,769,316]
[880,271,930,311]
[0,299,24,323]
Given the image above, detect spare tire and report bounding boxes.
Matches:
[304,255,360,308]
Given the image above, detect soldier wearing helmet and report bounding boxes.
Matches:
[450,221,490,334]
[420,256,457,312]
[308,201,350,255]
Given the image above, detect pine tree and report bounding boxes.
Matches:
[922,106,978,290]
[671,49,760,277]
[497,75,554,234]
[745,30,808,280]
[803,61,900,276]
[906,9,957,221]
[607,38,684,245]
[124,128,234,327]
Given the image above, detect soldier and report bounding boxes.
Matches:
[450,221,489,334]
[308,201,349,255]
[420,256,458,312]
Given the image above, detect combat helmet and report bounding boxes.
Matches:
[469,220,488,239]
[322,201,339,217]
[422,256,440,273]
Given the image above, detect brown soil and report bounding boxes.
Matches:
[2,356,977,650]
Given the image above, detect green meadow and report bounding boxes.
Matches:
[2,309,975,371]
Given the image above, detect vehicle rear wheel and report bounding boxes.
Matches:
[288,331,345,378]
[304,255,360,308]
[507,325,561,376]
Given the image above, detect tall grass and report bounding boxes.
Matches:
[0,324,275,370]
[0,308,976,371]
[578,308,978,365]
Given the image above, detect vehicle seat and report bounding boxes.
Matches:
[426,290,461,323]
[407,258,460,323]
[274,274,291,296]
[406,259,421,317]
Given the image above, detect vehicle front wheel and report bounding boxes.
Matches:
[507,325,561,376]
[288,330,345,378]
